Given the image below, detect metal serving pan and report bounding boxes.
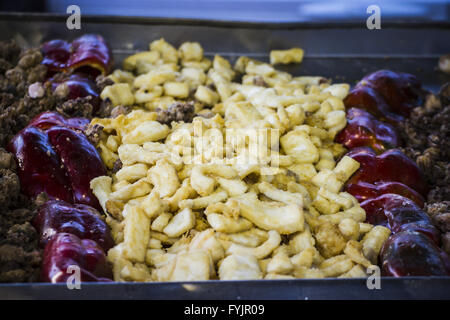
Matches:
[0,13,449,300]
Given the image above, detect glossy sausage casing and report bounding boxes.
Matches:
[40,232,112,283]
[33,200,114,252]
[47,126,106,210]
[381,231,450,277]
[41,34,112,77]
[335,108,401,154]
[344,70,424,123]
[8,112,105,210]
[7,126,73,203]
[361,194,440,245]
[345,147,429,197]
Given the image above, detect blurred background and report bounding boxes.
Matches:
[0,0,449,22]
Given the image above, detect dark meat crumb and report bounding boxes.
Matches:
[0,79,58,147]
[399,92,450,204]
[0,185,41,282]
[398,85,450,255]
[110,104,130,118]
[253,76,269,87]
[6,222,38,250]
[53,82,69,100]
[27,64,47,84]
[156,101,195,125]
[84,123,105,146]
[5,67,26,86]
[0,59,13,73]
[434,212,450,233]
[95,75,114,92]
[0,147,15,169]
[17,49,43,70]
[0,40,21,64]
[0,169,20,208]
[56,96,94,118]
[28,82,45,99]
[426,201,450,233]
[427,185,450,204]
[97,98,115,118]
[0,245,41,282]
[112,159,123,174]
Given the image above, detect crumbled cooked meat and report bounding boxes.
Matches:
[56,96,94,118]
[434,212,450,233]
[253,76,268,87]
[28,82,45,99]
[423,92,441,113]
[0,206,33,234]
[0,39,105,146]
[399,85,450,254]
[0,40,21,64]
[97,98,115,118]
[399,92,450,204]
[3,100,48,145]
[0,59,13,73]
[0,169,20,208]
[0,148,15,169]
[17,49,43,70]
[0,78,56,146]
[95,75,114,92]
[427,201,449,217]
[84,123,104,145]
[27,64,47,84]
[156,101,195,125]
[426,201,450,233]
[53,82,69,100]
[319,77,331,84]
[427,186,450,204]
[0,245,41,283]
[0,200,41,283]
[5,67,25,86]
[6,222,38,250]
[0,92,14,106]
[109,104,130,118]
[112,159,123,174]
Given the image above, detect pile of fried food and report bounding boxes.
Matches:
[89,39,390,281]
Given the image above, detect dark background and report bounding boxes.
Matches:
[1,0,450,22]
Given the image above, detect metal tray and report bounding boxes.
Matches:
[0,13,449,300]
